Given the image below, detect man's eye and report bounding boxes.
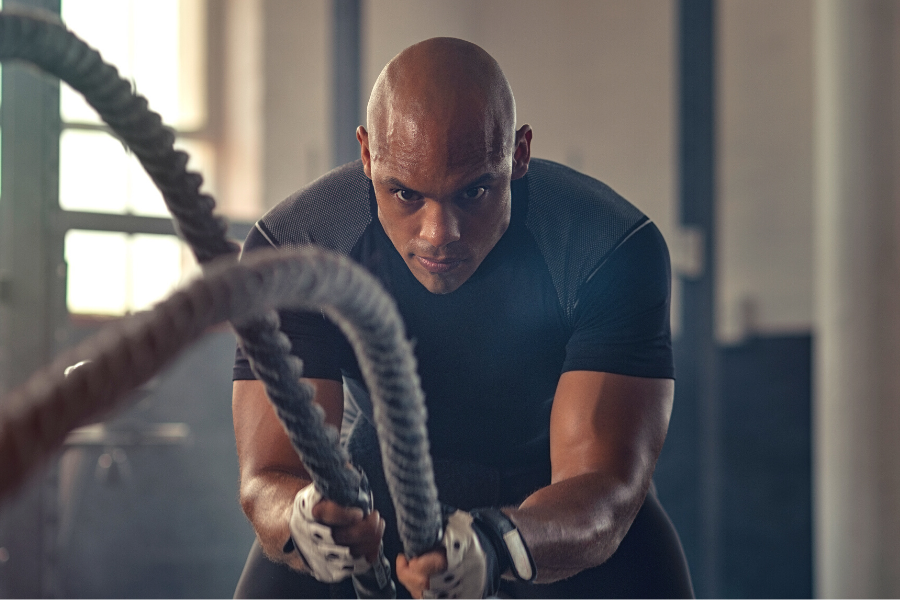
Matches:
[394,189,419,202]
[462,187,487,201]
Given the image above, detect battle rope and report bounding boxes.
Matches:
[0,249,442,555]
[0,8,442,557]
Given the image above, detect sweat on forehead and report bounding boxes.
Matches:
[366,38,516,165]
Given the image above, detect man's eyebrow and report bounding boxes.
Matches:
[454,173,498,193]
[378,176,417,191]
[377,172,498,194]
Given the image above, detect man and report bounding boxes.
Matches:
[232,38,693,598]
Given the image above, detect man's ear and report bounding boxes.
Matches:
[511,125,533,180]
[357,126,372,178]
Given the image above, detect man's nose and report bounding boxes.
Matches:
[419,201,461,248]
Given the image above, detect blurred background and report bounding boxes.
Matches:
[0,0,897,597]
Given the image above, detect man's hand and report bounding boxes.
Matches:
[312,496,386,565]
[396,509,518,599]
[287,483,385,582]
[396,547,448,599]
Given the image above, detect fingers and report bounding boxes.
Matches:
[396,548,449,599]
[312,499,385,563]
[332,511,386,563]
[312,498,364,526]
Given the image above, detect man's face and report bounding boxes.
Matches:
[359,118,530,294]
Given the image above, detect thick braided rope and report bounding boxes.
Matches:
[233,312,365,505]
[0,250,442,553]
[0,8,351,499]
[0,9,442,556]
[0,8,234,264]
[232,251,444,554]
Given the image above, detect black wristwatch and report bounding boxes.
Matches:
[470,507,537,582]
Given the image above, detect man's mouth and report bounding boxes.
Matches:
[414,255,464,274]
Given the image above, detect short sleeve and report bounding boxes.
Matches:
[562,222,674,379]
[232,225,345,382]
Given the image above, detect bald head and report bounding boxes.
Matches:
[357,38,531,295]
[366,38,517,167]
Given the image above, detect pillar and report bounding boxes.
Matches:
[814,0,900,596]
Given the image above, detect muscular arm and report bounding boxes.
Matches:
[233,378,345,567]
[505,370,674,583]
[398,370,674,594]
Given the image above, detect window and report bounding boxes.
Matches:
[59,0,210,316]
[64,230,188,315]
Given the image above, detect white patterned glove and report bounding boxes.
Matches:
[423,508,536,599]
[287,483,370,583]
[423,510,491,599]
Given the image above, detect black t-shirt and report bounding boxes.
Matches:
[233,158,673,472]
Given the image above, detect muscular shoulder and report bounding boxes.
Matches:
[521,159,650,320]
[256,160,373,255]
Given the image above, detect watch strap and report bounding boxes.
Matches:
[470,507,536,582]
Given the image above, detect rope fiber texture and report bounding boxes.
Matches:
[0,8,442,558]
[0,251,442,557]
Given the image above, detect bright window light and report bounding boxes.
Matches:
[59,130,215,216]
[60,129,132,214]
[60,0,204,129]
[65,230,198,316]
[65,230,129,315]
[130,233,195,311]
[58,0,209,217]
[58,0,211,316]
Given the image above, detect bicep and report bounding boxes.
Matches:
[232,378,344,481]
[549,371,673,485]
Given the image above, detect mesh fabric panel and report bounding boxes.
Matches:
[259,160,373,254]
[523,159,647,322]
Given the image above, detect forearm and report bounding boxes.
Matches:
[233,378,344,565]
[240,469,310,563]
[504,471,649,583]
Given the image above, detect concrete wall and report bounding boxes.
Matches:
[214,0,331,217]
[363,0,678,246]
[717,0,814,343]
[261,0,331,209]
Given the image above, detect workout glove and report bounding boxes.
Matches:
[424,507,536,599]
[286,483,370,583]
